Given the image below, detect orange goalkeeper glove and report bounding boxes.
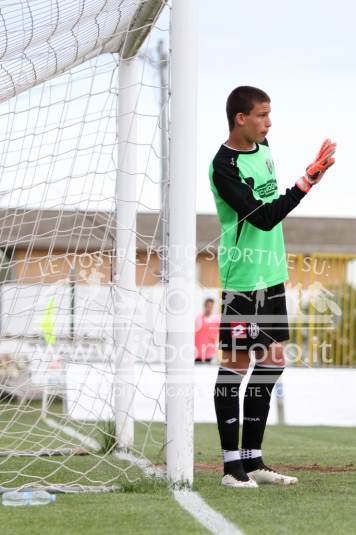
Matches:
[296,139,336,193]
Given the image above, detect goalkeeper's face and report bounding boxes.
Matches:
[239,101,272,144]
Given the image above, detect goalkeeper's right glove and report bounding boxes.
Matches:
[296,139,336,193]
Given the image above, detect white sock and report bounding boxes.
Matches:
[223,450,241,463]
[240,449,261,460]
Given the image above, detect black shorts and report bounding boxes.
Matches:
[219,282,290,351]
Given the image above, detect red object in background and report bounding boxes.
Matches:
[194,313,220,362]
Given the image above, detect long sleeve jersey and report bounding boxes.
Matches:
[209,141,306,291]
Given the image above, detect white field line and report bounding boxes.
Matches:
[43,419,244,534]
[173,490,245,535]
[44,417,101,451]
[115,450,165,478]
[119,450,244,535]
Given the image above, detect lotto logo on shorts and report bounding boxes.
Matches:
[230,321,247,339]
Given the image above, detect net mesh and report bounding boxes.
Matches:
[0,0,170,492]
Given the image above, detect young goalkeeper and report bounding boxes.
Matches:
[209,86,336,488]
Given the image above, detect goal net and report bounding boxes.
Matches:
[0,0,196,494]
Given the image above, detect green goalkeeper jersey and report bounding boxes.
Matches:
[209,141,306,291]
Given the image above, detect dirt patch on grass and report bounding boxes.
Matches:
[195,463,356,473]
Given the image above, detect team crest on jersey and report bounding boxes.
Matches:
[230,321,247,339]
[248,322,260,339]
[266,159,274,174]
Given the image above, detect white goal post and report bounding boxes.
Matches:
[0,0,198,492]
[166,0,198,485]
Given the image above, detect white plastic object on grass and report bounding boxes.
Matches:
[2,490,56,506]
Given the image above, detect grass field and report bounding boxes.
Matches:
[195,425,356,535]
[0,401,356,534]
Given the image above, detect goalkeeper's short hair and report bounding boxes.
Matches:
[226,86,270,131]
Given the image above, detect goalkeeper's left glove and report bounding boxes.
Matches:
[296,139,336,193]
